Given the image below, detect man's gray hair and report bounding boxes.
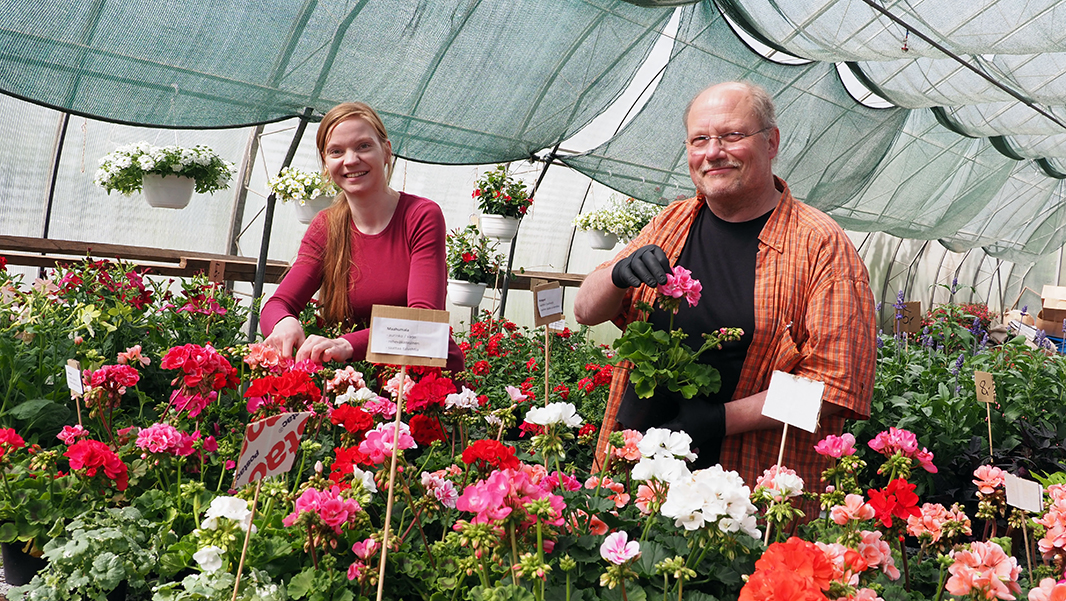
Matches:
[683,81,777,131]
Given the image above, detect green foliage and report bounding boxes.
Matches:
[613,320,741,401]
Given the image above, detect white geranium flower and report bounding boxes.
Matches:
[352,386,378,402]
[445,387,480,411]
[659,465,759,538]
[638,428,697,461]
[193,545,224,573]
[485,414,503,428]
[203,495,253,531]
[351,466,377,494]
[334,385,358,405]
[631,455,690,483]
[524,402,582,428]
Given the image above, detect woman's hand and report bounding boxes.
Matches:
[263,316,306,358]
[295,335,354,364]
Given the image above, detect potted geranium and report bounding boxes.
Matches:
[94,142,235,209]
[267,167,339,224]
[445,225,504,307]
[473,164,532,241]
[572,195,660,250]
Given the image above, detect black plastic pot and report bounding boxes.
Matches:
[1,540,48,586]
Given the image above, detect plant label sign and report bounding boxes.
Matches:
[893,301,922,335]
[1004,473,1043,513]
[532,281,563,326]
[548,318,567,333]
[366,305,449,368]
[233,412,312,489]
[974,371,996,404]
[65,359,84,397]
[761,370,825,433]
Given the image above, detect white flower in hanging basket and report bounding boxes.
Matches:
[267,167,338,205]
[572,195,661,242]
[94,142,235,196]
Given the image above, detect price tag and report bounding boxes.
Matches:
[532,281,563,326]
[65,360,84,397]
[894,301,922,335]
[366,305,450,368]
[974,371,996,404]
[1004,473,1044,513]
[761,370,825,433]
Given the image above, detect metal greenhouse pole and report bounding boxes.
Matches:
[247,107,314,342]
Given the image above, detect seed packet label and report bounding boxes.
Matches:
[1004,473,1044,513]
[894,301,922,335]
[761,370,824,433]
[533,282,563,326]
[974,371,996,404]
[233,412,312,489]
[65,361,84,396]
[366,306,450,368]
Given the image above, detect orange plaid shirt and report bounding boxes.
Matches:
[595,178,875,510]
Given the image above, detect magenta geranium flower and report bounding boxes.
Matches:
[658,265,702,308]
[814,433,857,458]
[869,427,936,473]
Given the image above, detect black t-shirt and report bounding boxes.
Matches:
[617,203,772,467]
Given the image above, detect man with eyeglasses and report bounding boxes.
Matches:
[575,81,875,513]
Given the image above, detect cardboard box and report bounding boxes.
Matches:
[1035,309,1066,337]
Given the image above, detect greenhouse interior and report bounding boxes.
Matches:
[2,1,1066,600]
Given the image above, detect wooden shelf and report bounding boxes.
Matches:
[0,235,289,283]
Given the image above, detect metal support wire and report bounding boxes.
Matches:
[859,0,1066,132]
[247,107,314,342]
[497,144,561,318]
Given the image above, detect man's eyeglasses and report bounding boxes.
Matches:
[685,127,770,150]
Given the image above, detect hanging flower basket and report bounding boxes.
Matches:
[142,174,194,209]
[478,214,520,242]
[267,167,339,224]
[586,228,618,250]
[447,279,487,308]
[94,142,235,209]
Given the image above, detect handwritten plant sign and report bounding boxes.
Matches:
[893,301,922,335]
[232,412,312,489]
[366,305,449,368]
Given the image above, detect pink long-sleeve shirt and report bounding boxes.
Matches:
[260,192,464,371]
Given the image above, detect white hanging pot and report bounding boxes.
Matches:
[478,214,520,242]
[294,194,334,224]
[448,279,487,308]
[587,229,618,250]
[142,173,194,209]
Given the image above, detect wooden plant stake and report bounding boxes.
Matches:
[364,305,450,601]
[974,371,996,460]
[65,359,84,426]
[531,281,563,407]
[376,365,406,601]
[764,422,790,545]
[543,326,550,406]
[230,480,262,601]
[1004,473,1043,587]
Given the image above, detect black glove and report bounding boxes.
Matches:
[611,244,670,289]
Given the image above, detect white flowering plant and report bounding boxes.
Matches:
[267,167,338,205]
[94,142,236,196]
[572,195,660,241]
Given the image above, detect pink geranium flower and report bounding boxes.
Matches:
[973,465,1006,495]
[135,423,185,454]
[352,538,379,560]
[945,541,1021,600]
[57,424,89,445]
[814,433,857,458]
[600,530,640,565]
[830,494,875,525]
[868,427,937,473]
[358,422,417,464]
[116,344,150,367]
[657,265,702,308]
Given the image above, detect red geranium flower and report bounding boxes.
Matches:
[471,361,490,376]
[739,537,834,601]
[406,373,457,413]
[330,404,374,437]
[462,440,520,471]
[410,414,448,446]
[64,439,128,491]
[0,428,25,459]
[867,478,921,528]
[329,445,373,489]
